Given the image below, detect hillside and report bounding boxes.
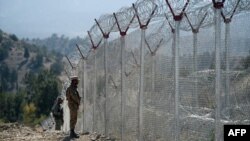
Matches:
[0,29,65,124]
[0,29,64,93]
[24,33,89,55]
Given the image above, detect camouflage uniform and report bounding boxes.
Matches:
[52,97,63,130]
[66,84,81,130]
[52,104,63,130]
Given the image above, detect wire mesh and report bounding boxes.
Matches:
[93,44,106,134]
[63,0,250,141]
[223,12,250,124]
[106,38,122,140]
[123,32,140,141]
[178,24,216,141]
[84,51,95,132]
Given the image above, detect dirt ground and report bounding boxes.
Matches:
[0,123,112,141]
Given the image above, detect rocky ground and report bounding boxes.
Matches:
[0,123,114,141]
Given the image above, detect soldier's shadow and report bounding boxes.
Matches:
[61,136,72,141]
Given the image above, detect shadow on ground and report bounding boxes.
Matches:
[61,136,71,141]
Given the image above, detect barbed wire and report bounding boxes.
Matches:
[64,0,250,76]
[83,0,250,47]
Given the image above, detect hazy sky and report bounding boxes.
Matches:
[0,0,136,39]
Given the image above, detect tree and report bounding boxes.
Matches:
[24,70,60,117]
[35,71,59,115]
[9,69,17,90]
[50,61,63,75]
[0,47,8,61]
[0,92,23,122]
[24,47,30,58]
[6,94,17,122]
[29,53,43,71]
[0,92,6,120]
[9,34,18,41]
[14,90,26,121]
[35,54,43,68]
[0,63,10,91]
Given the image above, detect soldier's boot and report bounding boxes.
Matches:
[73,130,79,138]
[70,129,79,138]
[70,129,74,138]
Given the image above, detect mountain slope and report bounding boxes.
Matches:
[0,29,63,93]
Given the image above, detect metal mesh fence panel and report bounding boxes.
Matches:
[123,31,140,141]
[64,1,250,141]
[85,52,95,132]
[224,12,250,124]
[106,38,122,140]
[140,22,175,141]
[94,44,106,134]
[178,26,216,141]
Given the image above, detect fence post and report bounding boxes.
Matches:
[76,44,90,133]
[79,59,84,132]
[165,14,181,141]
[93,50,97,132]
[174,20,180,141]
[193,32,198,107]
[95,18,115,135]
[120,35,125,141]
[83,59,87,132]
[80,59,86,132]
[151,55,155,102]
[215,8,222,141]
[103,38,108,135]
[87,30,102,133]
[132,2,157,140]
[139,27,146,141]
[184,12,208,107]
[213,0,224,141]
[221,0,240,117]
[113,12,135,141]
[224,22,230,115]
[165,1,189,140]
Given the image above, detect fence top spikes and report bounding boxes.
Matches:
[76,44,87,60]
[165,0,190,21]
[221,0,241,23]
[65,55,74,69]
[184,11,208,33]
[88,31,103,49]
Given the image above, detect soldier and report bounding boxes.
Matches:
[52,96,64,130]
[66,76,81,138]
